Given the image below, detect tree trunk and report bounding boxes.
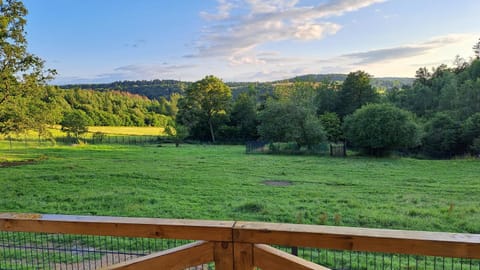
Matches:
[208,118,216,143]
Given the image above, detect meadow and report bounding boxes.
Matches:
[0,141,479,234]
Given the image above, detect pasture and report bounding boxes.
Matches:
[0,142,479,234]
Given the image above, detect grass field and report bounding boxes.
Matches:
[0,142,479,234]
[0,126,166,141]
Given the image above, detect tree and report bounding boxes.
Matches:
[229,92,258,141]
[165,122,189,147]
[343,104,420,156]
[336,71,379,117]
[314,81,339,115]
[258,99,325,149]
[415,67,432,86]
[177,75,231,142]
[473,38,480,59]
[319,112,343,142]
[462,112,480,154]
[422,113,462,158]
[60,110,93,140]
[0,0,56,136]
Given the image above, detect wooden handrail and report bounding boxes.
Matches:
[0,213,234,241]
[1,212,480,261]
[234,221,480,258]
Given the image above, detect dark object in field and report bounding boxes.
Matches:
[263,180,292,186]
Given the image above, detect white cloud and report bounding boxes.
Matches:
[195,0,386,65]
[325,33,479,77]
[340,34,476,65]
[246,0,300,14]
[200,0,237,20]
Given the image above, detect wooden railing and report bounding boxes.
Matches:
[1,213,479,269]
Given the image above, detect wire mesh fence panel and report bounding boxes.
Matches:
[245,141,269,154]
[0,231,212,270]
[273,246,480,270]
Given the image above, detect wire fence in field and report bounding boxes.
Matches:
[1,230,479,270]
[0,231,208,270]
[1,135,166,149]
[57,135,162,145]
[275,246,480,270]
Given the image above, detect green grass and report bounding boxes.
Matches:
[0,142,479,233]
[0,125,166,142]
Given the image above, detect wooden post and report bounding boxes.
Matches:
[234,243,254,270]
[214,242,234,270]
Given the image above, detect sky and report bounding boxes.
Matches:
[22,0,480,84]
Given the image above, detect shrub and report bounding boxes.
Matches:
[462,112,480,154]
[343,104,420,156]
[422,113,462,158]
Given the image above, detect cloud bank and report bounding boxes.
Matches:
[194,0,386,64]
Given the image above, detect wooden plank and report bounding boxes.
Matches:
[0,213,234,241]
[101,241,214,270]
[234,221,480,259]
[254,244,330,270]
[234,242,254,270]
[214,242,234,270]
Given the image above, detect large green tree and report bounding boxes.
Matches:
[343,104,420,156]
[177,75,231,142]
[258,98,325,150]
[0,0,56,135]
[337,71,379,117]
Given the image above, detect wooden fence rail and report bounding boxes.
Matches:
[1,213,479,270]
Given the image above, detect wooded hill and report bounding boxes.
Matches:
[60,75,414,100]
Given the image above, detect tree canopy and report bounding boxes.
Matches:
[0,0,56,135]
[177,75,231,142]
[343,104,420,156]
[337,71,379,117]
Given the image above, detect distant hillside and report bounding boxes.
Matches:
[60,74,414,100]
[288,74,414,88]
[61,79,190,100]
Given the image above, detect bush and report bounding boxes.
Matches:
[343,104,420,156]
[462,112,480,154]
[470,137,480,156]
[422,113,462,158]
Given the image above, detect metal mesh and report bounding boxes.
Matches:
[0,231,212,270]
[276,246,480,270]
[1,231,478,270]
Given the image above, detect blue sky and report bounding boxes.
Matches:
[22,0,480,84]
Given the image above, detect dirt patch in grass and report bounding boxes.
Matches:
[0,159,37,168]
[0,155,47,168]
[263,180,293,186]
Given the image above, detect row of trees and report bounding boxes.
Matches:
[175,48,480,158]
